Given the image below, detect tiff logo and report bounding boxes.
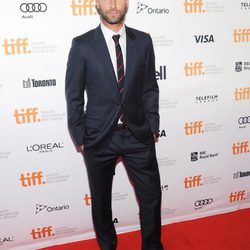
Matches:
[229,190,246,202]
[233,28,250,43]
[184,62,204,76]
[184,0,205,13]
[2,38,31,55]
[20,171,46,187]
[234,87,250,101]
[184,175,203,188]
[232,141,249,155]
[184,121,204,135]
[71,0,96,16]
[31,226,54,239]
[14,108,41,124]
[84,194,91,206]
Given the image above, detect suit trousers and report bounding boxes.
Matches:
[83,127,164,250]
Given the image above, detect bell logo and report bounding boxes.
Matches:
[156,66,166,81]
[71,0,96,16]
[184,0,205,13]
[234,87,250,101]
[2,38,31,55]
[184,121,204,135]
[229,190,246,202]
[184,175,203,188]
[232,141,249,155]
[20,171,46,187]
[84,194,91,206]
[233,29,250,43]
[31,226,54,239]
[14,108,41,124]
[184,62,204,76]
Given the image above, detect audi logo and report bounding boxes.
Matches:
[194,198,213,207]
[238,116,250,125]
[20,3,47,13]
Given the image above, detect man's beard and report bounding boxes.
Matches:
[96,5,128,25]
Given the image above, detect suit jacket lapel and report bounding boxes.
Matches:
[91,25,137,102]
[92,26,120,99]
[122,26,136,103]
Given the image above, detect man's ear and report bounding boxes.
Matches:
[96,0,100,9]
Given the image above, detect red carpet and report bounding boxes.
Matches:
[41,208,250,250]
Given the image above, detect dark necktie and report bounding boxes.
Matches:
[112,34,125,95]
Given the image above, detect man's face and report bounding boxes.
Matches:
[96,0,128,25]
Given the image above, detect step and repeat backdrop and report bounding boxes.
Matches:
[0,0,250,249]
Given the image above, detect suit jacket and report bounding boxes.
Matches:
[65,25,159,150]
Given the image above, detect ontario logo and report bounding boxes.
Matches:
[36,204,69,214]
[137,2,169,14]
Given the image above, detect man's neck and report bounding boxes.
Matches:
[101,19,124,33]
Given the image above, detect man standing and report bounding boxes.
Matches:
[65,0,163,249]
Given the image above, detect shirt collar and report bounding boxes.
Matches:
[101,23,126,40]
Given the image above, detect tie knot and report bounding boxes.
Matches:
[112,34,120,43]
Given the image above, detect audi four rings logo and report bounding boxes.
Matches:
[20,3,47,13]
[238,116,250,124]
[194,198,213,207]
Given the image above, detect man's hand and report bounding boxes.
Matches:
[80,145,84,151]
[154,134,159,143]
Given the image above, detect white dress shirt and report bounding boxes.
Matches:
[100,23,127,80]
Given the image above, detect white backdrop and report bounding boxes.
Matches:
[0,0,250,249]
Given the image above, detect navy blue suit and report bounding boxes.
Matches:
[66,25,163,250]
